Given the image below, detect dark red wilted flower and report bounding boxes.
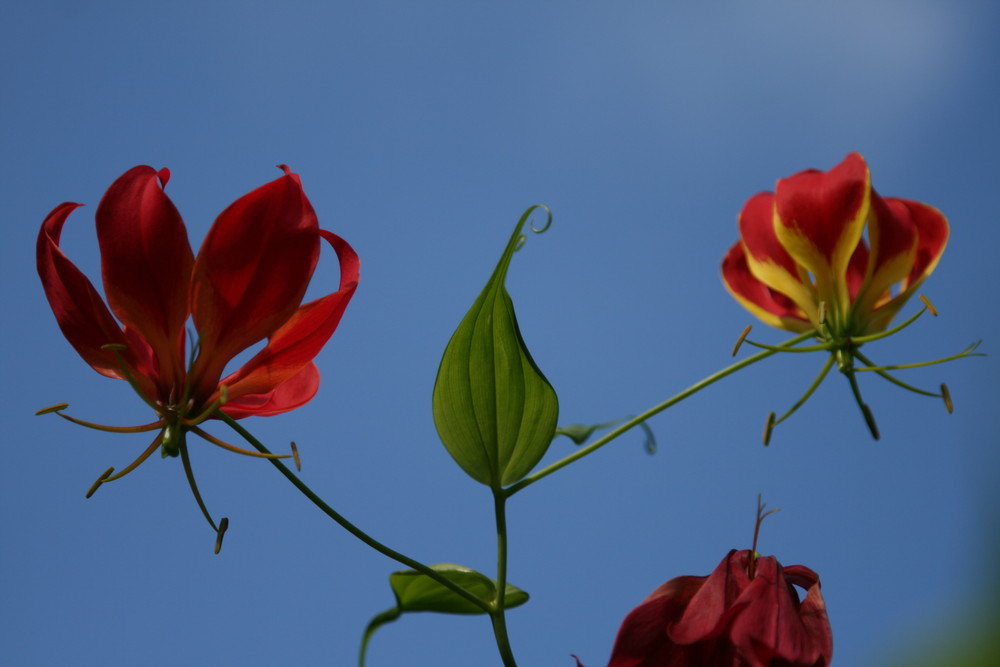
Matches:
[37,165,359,536]
[605,548,831,667]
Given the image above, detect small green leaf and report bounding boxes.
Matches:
[359,564,529,666]
[391,563,529,614]
[557,417,658,454]
[432,206,559,488]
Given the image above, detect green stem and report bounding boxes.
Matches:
[504,330,816,496]
[216,412,490,613]
[490,489,518,667]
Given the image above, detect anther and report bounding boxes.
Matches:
[732,325,752,357]
[100,343,127,351]
[35,403,70,415]
[291,441,301,471]
[214,517,229,555]
[940,383,953,414]
[85,466,115,498]
[919,295,938,317]
[860,403,880,440]
[762,412,776,446]
[818,301,827,325]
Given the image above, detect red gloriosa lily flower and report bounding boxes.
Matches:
[605,549,832,667]
[722,151,948,337]
[37,165,359,541]
[719,153,974,442]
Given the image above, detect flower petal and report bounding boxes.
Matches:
[727,557,832,667]
[670,550,754,645]
[221,362,320,418]
[189,166,321,401]
[774,152,871,316]
[608,575,709,667]
[96,166,193,391]
[37,202,135,379]
[864,197,949,332]
[220,230,359,405]
[722,242,812,333]
[853,191,918,324]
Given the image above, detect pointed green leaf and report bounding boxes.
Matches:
[359,564,529,666]
[433,206,559,488]
[391,563,529,614]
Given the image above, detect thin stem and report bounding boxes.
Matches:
[505,330,816,496]
[773,355,835,426]
[853,350,940,398]
[490,489,518,667]
[216,412,490,613]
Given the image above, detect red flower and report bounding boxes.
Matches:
[607,549,832,667]
[37,165,359,533]
[722,152,948,337]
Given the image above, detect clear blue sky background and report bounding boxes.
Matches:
[3,2,998,665]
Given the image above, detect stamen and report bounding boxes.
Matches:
[190,426,293,460]
[919,295,938,316]
[214,517,230,555]
[54,411,164,433]
[732,325,752,357]
[941,383,954,414]
[762,412,776,446]
[818,301,827,325]
[291,441,301,471]
[179,439,220,533]
[85,466,115,498]
[35,403,70,415]
[101,433,165,483]
[101,344,163,414]
[183,385,230,426]
[771,355,836,436]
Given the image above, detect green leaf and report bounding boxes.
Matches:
[359,564,529,666]
[432,206,559,488]
[557,417,658,454]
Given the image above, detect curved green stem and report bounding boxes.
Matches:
[216,412,490,614]
[504,330,816,496]
[490,489,518,667]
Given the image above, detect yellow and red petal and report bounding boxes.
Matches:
[96,166,193,391]
[37,202,137,379]
[774,153,871,315]
[864,197,949,332]
[853,191,917,322]
[220,231,360,407]
[722,242,812,333]
[737,192,818,322]
[189,166,321,401]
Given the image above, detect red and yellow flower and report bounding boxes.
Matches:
[722,152,948,338]
[37,165,359,535]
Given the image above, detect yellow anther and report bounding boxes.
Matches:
[85,466,115,498]
[818,301,827,325]
[919,295,938,317]
[35,403,69,415]
[940,383,953,414]
[291,441,301,471]
[731,325,752,357]
[762,412,776,446]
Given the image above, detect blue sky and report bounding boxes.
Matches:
[3,1,998,665]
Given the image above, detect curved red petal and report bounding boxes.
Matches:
[739,192,798,276]
[670,550,752,645]
[722,243,812,332]
[96,166,193,390]
[37,202,137,379]
[727,558,832,667]
[221,230,360,402]
[896,198,949,288]
[189,167,320,400]
[607,575,707,667]
[220,362,320,419]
